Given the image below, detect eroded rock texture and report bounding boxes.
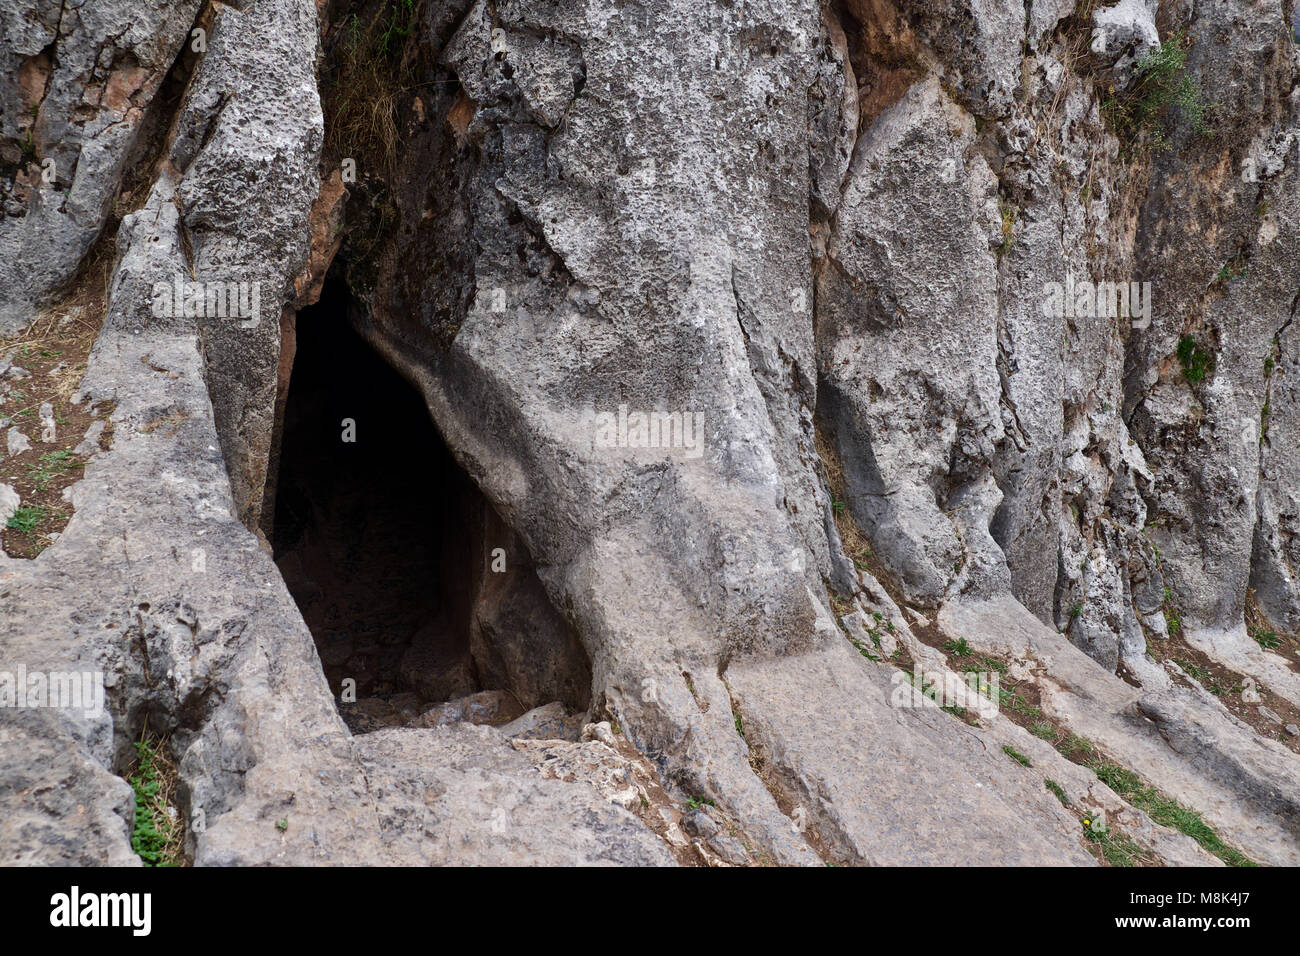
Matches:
[3,0,1300,867]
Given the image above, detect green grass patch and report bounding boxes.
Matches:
[6,505,43,533]
[1101,30,1209,153]
[1176,335,1215,385]
[128,736,185,866]
[1250,627,1281,651]
[1083,821,1149,867]
[1002,745,1032,767]
[1030,721,1056,740]
[1054,733,1094,760]
[1089,760,1254,866]
[26,449,81,490]
[1174,658,1210,684]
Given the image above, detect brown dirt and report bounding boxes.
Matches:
[0,251,114,558]
[723,686,845,867]
[1245,589,1300,670]
[815,423,907,601]
[1144,612,1300,756]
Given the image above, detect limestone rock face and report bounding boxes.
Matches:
[3,0,1300,867]
[0,0,204,333]
[818,77,1005,609]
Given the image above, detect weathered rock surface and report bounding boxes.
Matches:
[354,725,676,866]
[0,0,203,332]
[728,640,1096,866]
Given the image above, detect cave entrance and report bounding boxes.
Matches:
[270,272,591,734]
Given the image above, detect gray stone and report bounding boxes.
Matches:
[728,638,1096,865]
[73,420,106,457]
[0,0,204,332]
[353,725,676,866]
[497,701,587,741]
[415,690,523,729]
[1091,0,1160,83]
[0,482,17,525]
[681,809,721,840]
[708,833,752,866]
[6,426,30,457]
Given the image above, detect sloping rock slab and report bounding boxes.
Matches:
[727,640,1095,865]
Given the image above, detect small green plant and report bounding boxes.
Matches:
[1083,820,1148,867]
[1002,745,1032,767]
[1101,30,1208,152]
[128,737,183,866]
[1250,627,1281,650]
[998,687,1043,719]
[6,506,43,533]
[1176,335,1215,385]
[376,0,416,59]
[1069,601,1084,620]
[1217,257,1248,283]
[276,818,289,832]
[684,796,715,811]
[854,643,879,662]
[1089,759,1254,866]
[998,201,1018,256]
[733,711,745,738]
[1056,733,1094,759]
[1045,779,1069,806]
[1174,658,1210,684]
[26,449,80,490]
[982,656,1008,674]
[1030,721,1056,740]
[944,637,972,657]
[901,670,939,701]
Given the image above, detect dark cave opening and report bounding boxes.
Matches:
[271,271,592,734]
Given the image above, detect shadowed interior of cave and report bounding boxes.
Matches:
[271,272,591,734]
